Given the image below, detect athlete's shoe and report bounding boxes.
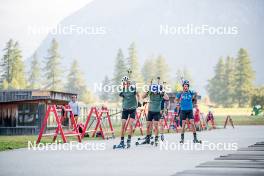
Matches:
[180,133,184,144]
[193,133,202,143]
[127,139,131,148]
[155,136,159,146]
[161,134,165,141]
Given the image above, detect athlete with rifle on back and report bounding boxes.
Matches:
[140,77,169,146]
[175,79,202,144]
[113,69,141,149]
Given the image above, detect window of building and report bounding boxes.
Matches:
[0,105,16,127]
[17,103,37,126]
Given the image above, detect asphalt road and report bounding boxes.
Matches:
[0,126,264,176]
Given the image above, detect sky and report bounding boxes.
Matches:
[0,0,92,59]
[1,0,263,95]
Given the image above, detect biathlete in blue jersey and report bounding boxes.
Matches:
[175,80,201,144]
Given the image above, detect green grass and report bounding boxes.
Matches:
[0,135,41,151]
[0,134,102,152]
[0,115,263,152]
[213,115,264,126]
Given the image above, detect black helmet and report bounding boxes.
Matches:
[121,76,129,82]
[182,80,190,86]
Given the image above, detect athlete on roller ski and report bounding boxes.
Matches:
[175,80,202,144]
[140,78,169,146]
[113,75,140,149]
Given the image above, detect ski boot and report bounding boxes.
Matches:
[113,140,126,149]
[161,134,165,141]
[127,137,131,148]
[180,133,184,144]
[154,136,159,146]
[193,133,202,144]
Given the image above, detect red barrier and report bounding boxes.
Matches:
[224,115,234,128]
[36,105,82,144]
[167,111,179,133]
[81,107,115,139]
[125,110,145,135]
[162,112,170,132]
[124,104,148,136]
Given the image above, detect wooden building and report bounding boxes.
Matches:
[0,90,77,135]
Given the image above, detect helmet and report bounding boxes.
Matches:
[182,80,190,86]
[121,76,129,82]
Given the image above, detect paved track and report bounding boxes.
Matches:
[0,126,264,176]
[173,141,264,175]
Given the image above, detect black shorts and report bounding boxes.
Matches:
[180,110,194,121]
[147,111,161,121]
[122,109,136,120]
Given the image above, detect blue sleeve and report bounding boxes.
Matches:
[176,93,180,99]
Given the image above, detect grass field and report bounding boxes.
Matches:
[0,114,263,152]
[214,115,264,125]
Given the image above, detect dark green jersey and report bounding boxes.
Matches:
[120,89,137,110]
[149,93,163,112]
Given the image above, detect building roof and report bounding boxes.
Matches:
[0,89,77,103]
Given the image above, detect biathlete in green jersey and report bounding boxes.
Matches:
[114,76,140,149]
[142,83,169,146]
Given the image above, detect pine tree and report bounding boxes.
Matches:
[66,59,92,103]
[251,86,264,108]
[112,49,127,101]
[28,52,41,89]
[207,58,226,106]
[113,48,127,85]
[182,67,193,85]
[127,42,143,84]
[142,58,155,83]
[222,56,236,107]
[1,80,9,89]
[155,55,170,83]
[0,39,14,88]
[81,89,95,104]
[234,48,255,107]
[100,75,111,101]
[44,38,62,91]
[9,42,27,89]
[0,40,26,89]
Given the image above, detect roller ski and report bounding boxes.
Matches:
[135,136,151,146]
[113,140,126,149]
[137,136,153,141]
[193,139,202,144]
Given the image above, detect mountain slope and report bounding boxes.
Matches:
[34,0,264,94]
